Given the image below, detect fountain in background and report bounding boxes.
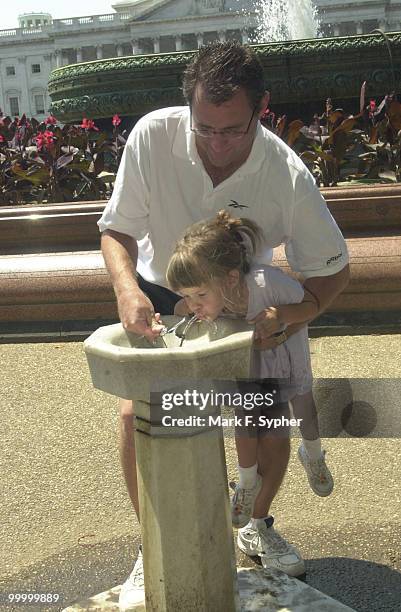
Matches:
[245,0,319,43]
[48,3,400,123]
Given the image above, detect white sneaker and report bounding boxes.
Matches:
[230,475,262,529]
[237,516,305,578]
[298,444,334,497]
[119,546,145,611]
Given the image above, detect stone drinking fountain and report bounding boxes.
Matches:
[82,316,355,611]
[84,316,249,610]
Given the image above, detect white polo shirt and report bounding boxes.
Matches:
[98,106,348,287]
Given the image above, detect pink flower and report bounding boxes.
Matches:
[261,105,275,125]
[368,99,377,120]
[45,115,57,125]
[80,117,99,131]
[0,134,5,143]
[112,114,122,127]
[261,105,271,120]
[35,130,55,151]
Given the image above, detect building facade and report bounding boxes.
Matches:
[1,0,400,120]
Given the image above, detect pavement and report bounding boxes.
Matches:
[0,331,401,612]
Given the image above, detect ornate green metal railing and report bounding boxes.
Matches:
[48,31,401,122]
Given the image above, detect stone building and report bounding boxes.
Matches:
[318,0,401,37]
[0,0,400,120]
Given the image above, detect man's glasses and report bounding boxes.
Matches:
[190,106,257,141]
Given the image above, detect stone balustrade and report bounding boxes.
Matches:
[0,13,132,39]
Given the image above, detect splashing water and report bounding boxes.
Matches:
[243,0,320,43]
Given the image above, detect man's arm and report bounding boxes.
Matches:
[101,229,162,339]
[303,264,350,316]
[253,264,350,349]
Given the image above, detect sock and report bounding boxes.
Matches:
[302,438,322,461]
[251,516,273,530]
[238,463,258,489]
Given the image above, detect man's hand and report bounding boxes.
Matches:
[100,230,164,341]
[117,287,164,341]
[249,307,282,342]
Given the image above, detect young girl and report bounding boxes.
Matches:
[166,210,333,537]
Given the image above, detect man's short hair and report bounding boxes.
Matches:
[182,41,266,109]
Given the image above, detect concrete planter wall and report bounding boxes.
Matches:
[0,184,400,322]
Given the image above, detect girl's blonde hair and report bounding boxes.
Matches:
[167,210,263,291]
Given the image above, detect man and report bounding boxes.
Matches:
[99,42,349,610]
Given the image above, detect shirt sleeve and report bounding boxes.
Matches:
[266,266,305,306]
[285,173,349,278]
[97,118,151,240]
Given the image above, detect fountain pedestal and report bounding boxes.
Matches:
[135,399,238,611]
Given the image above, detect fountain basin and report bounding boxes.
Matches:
[49,32,401,123]
[84,316,254,401]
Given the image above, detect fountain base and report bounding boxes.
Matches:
[61,566,355,611]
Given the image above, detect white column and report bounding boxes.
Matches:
[218,30,226,42]
[196,32,204,48]
[0,60,5,114]
[356,21,363,35]
[96,45,103,60]
[132,38,140,55]
[241,28,248,44]
[54,49,62,68]
[333,24,340,37]
[76,47,82,63]
[379,19,387,32]
[17,56,32,116]
[153,36,160,54]
[175,34,182,52]
[116,44,124,57]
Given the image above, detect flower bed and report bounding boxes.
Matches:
[0,112,124,205]
[1,84,401,206]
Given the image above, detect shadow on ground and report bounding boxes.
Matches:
[306,556,401,612]
[236,551,401,612]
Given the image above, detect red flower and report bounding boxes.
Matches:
[45,115,57,125]
[261,105,271,120]
[80,117,99,131]
[368,99,377,120]
[0,134,6,143]
[35,130,55,151]
[112,114,122,127]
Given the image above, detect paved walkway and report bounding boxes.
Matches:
[0,332,400,611]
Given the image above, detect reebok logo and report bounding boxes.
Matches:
[228,200,249,210]
[326,252,343,266]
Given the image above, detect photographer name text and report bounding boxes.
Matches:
[161,415,302,428]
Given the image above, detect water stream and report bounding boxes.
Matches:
[240,0,320,43]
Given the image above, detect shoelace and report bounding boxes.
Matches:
[308,452,329,479]
[230,482,256,513]
[250,527,289,555]
[130,555,144,588]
